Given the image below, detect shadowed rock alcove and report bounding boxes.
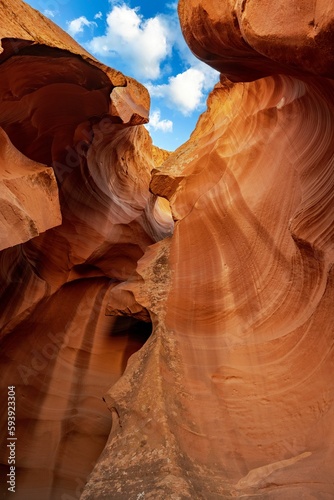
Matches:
[0,277,153,500]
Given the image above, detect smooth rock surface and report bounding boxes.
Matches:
[84,74,334,500]
[178,0,334,81]
[83,2,334,499]
[1,0,334,499]
[0,1,172,499]
[0,127,61,250]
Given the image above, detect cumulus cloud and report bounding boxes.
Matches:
[146,110,173,133]
[87,4,172,80]
[168,69,206,114]
[200,61,220,86]
[44,9,57,18]
[77,2,219,118]
[147,65,219,116]
[67,16,97,37]
[166,2,178,10]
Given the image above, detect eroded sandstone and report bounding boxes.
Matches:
[1,0,334,499]
[0,1,172,498]
[0,127,61,250]
[83,2,334,499]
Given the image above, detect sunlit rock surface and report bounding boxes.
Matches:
[1,0,334,499]
[178,0,334,82]
[0,1,172,499]
[151,145,171,168]
[82,1,334,499]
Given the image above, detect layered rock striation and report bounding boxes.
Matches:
[1,0,334,499]
[0,1,172,499]
[82,1,334,499]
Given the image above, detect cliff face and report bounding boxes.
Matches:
[83,79,334,498]
[0,1,172,498]
[83,1,334,499]
[1,0,334,499]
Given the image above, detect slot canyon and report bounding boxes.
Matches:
[1,0,334,499]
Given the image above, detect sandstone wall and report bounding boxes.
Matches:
[1,1,334,499]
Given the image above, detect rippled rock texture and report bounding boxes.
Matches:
[1,0,334,499]
[0,1,172,499]
[83,1,334,499]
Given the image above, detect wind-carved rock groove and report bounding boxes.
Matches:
[1,0,334,499]
[83,1,334,499]
[0,1,172,499]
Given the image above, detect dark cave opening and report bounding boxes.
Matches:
[109,316,153,374]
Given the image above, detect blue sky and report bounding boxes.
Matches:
[24,0,219,151]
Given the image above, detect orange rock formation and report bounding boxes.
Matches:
[1,0,334,499]
[0,1,172,498]
[0,127,61,250]
[83,1,334,498]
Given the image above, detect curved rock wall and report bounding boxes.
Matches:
[83,74,334,500]
[0,1,172,499]
[82,1,334,499]
[0,127,61,250]
[178,0,334,81]
[1,0,334,499]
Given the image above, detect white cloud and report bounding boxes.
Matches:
[77,2,219,119]
[94,12,103,20]
[67,16,97,37]
[87,4,172,80]
[197,61,221,90]
[44,9,56,18]
[166,2,178,10]
[147,65,219,116]
[146,110,173,133]
[169,69,205,114]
